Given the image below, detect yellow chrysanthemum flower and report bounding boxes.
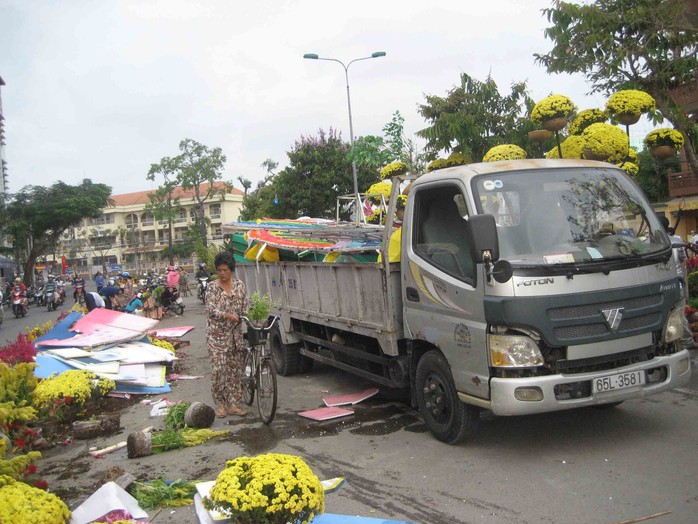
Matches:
[379,161,408,180]
[606,89,655,119]
[644,128,685,149]
[483,144,527,162]
[582,123,629,163]
[530,94,575,124]
[568,109,607,136]
[204,453,324,524]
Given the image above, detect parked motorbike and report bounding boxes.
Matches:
[11,286,27,318]
[197,277,209,304]
[160,286,185,316]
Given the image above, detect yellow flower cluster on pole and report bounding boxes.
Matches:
[530,94,575,123]
[483,144,527,162]
[379,161,408,180]
[643,128,685,149]
[546,135,587,159]
[582,123,629,163]
[605,89,655,120]
[204,453,325,524]
[568,109,607,136]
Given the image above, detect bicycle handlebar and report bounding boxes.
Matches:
[240,315,278,331]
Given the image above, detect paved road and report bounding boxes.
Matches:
[5,284,698,523]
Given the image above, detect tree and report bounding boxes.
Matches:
[416,73,536,162]
[270,129,375,219]
[0,180,112,285]
[146,157,181,265]
[534,0,698,176]
[174,138,230,247]
[86,228,118,274]
[237,176,252,198]
[350,111,426,174]
[633,148,681,201]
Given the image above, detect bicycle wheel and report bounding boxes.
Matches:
[256,359,278,425]
[241,350,255,406]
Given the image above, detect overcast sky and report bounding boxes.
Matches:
[0,0,658,197]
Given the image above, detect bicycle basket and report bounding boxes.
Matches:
[246,326,267,346]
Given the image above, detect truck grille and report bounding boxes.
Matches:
[548,294,663,343]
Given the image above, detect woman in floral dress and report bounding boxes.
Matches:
[205,251,250,417]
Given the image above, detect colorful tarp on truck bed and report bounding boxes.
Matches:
[223,218,388,263]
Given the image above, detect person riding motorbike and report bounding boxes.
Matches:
[195,263,210,301]
[44,275,59,309]
[73,278,86,304]
[195,263,210,281]
[11,277,28,315]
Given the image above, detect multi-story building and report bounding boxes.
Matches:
[60,182,244,278]
[0,75,7,197]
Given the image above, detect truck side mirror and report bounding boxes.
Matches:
[466,214,500,263]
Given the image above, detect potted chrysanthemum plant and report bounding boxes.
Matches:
[203,453,325,524]
[644,128,685,160]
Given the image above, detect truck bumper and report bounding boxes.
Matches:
[488,350,692,416]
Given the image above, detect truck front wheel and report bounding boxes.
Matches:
[269,324,299,376]
[415,350,479,444]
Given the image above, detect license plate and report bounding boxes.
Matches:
[176,297,183,304]
[593,370,645,393]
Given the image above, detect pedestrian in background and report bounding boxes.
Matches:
[178,266,190,297]
[95,271,104,293]
[205,251,249,418]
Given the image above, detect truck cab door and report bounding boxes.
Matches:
[402,183,490,399]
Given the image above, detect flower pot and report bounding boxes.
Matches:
[616,113,641,126]
[542,116,568,132]
[650,145,676,160]
[528,130,553,143]
[583,148,607,161]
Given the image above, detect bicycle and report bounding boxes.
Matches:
[240,316,278,424]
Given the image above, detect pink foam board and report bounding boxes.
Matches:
[297,407,354,421]
[323,388,379,407]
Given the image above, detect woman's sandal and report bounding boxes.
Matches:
[227,405,248,416]
[215,405,227,418]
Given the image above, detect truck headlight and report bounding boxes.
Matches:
[664,306,685,344]
[489,334,544,367]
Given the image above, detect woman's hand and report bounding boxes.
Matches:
[225,312,239,324]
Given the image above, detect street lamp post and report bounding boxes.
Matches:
[303,51,386,200]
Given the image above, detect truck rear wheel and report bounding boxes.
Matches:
[269,324,299,376]
[415,350,479,444]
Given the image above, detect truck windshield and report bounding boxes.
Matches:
[473,166,670,266]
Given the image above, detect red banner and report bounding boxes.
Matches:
[61,256,68,274]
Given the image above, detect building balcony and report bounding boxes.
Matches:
[668,169,698,197]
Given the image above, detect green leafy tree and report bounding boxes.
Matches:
[633,148,681,202]
[534,0,698,176]
[146,157,181,265]
[270,129,374,219]
[417,73,536,162]
[175,138,230,247]
[0,180,112,284]
[350,111,426,174]
[242,129,375,220]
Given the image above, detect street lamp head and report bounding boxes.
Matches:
[371,52,386,58]
[303,53,319,59]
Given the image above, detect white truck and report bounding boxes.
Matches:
[237,159,692,444]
